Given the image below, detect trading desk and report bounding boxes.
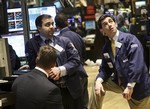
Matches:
[0,91,15,109]
[0,79,16,109]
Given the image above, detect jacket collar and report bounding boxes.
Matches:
[60,27,70,34]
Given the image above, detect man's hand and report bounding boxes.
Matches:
[122,86,133,100]
[48,67,61,80]
[95,81,105,97]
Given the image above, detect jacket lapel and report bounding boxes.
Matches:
[116,32,124,57]
[105,40,115,63]
[32,36,43,53]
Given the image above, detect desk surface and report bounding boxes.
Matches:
[0,92,15,108]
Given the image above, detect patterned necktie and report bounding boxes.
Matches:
[111,39,116,57]
[45,39,52,45]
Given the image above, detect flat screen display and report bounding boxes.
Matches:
[105,11,114,15]
[1,33,25,58]
[7,8,23,32]
[28,6,56,31]
[85,20,96,30]
[135,1,146,9]
[53,0,64,12]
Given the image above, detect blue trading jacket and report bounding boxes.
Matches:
[97,31,150,100]
[25,35,84,99]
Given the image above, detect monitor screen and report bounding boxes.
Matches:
[28,6,57,31]
[85,20,96,30]
[53,0,64,12]
[105,11,114,15]
[1,33,25,58]
[68,16,82,28]
[68,17,74,24]
[7,8,23,32]
[135,1,146,9]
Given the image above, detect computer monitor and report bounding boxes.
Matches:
[85,20,96,30]
[105,11,114,15]
[53,0,64,12]
[7,8,23,32]
[68,16,82,28]
[28,5,57,31]
[1,33,25,58]
[135,1,146,9]
[135,1,146,15]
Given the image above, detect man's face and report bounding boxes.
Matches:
[100,17,117,38]
[38,18,55,38]
[125,19,129,26]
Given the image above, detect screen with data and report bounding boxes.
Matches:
[7,8,23,32]
[28,6,56,31]
[1,33,25,58]
[85,20,96,30]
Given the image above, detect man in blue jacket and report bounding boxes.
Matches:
[88,14,150,109]
[55,13,88,109]
[25,14,85,109]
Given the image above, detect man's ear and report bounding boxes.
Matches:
[36,56,40,64]
[37,26,41,32]
[116,22,118,28]
[100,29,105,36]
[100,28,103,33]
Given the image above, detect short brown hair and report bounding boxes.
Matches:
[97,14,116,29]
[36,45,56,69]
[55,13,68,29]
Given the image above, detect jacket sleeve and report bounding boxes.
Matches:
[96,46,113,81]
[59,37,81,76]
[126,35,146,83]
[25,40,37,70]
[9,45,21,70]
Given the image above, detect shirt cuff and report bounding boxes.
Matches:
[59,66,67,77]
[127,82,136,88]
[96,78,104,83]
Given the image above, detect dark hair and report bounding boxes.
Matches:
[97,14,116,29]
[36,45,56,69]
[35,14,52,28]
[121,18,128,25]
[55,13,68,29]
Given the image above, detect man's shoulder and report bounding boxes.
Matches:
[62,30,83,41]
[55,35,70,42]
[13,73,29,83]
[119,31,135,39]
[26,35,42,45]
[29,35,41,41]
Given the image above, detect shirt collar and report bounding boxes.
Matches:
[111,30,119,41]
[35,66,49,77]
[40,35,46,41]
[60,27,68,32]
[40,35,54,43]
